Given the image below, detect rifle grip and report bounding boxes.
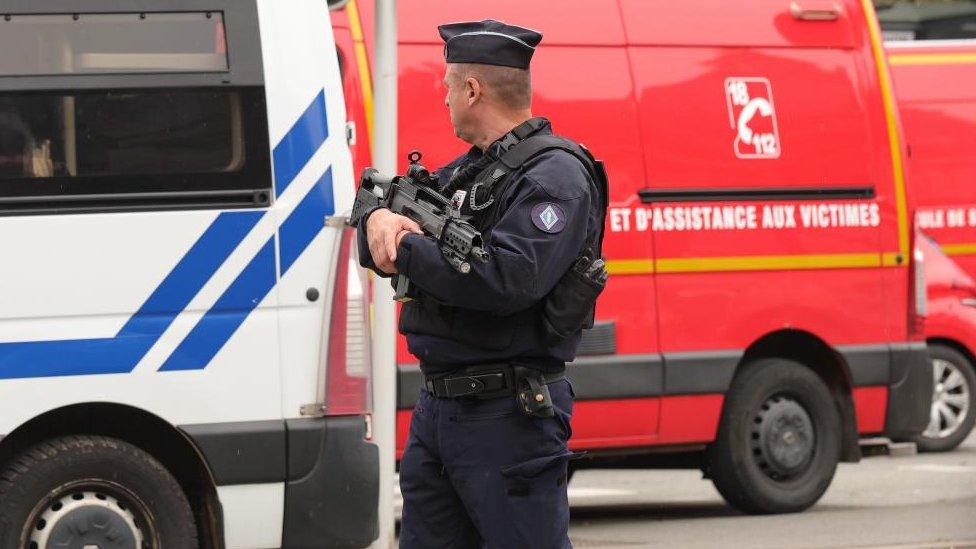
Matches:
[393,275,413,302]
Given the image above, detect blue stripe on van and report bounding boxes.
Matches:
[158,238,277,372]
[272,90,329,197]
[118,212,264,337]
[278,167,335,275]
[157,90,336,372]
[158,164,333,371]
[0,212,261,379]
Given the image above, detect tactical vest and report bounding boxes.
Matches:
[399,120,609,352]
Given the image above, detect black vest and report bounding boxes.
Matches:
[398,118,605,353]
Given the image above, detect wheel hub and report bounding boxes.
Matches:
[751,395,815,480]
[30,491,143,549]
[924,358,971,439]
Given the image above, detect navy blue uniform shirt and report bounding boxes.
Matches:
[358,124,599,372]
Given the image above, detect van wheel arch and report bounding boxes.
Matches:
[738,329,860,463]
[0,403,224,548]
[926,337,976,372]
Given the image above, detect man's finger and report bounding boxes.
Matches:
[396,229,412,248]
[386,229,398,262]
[377,258,397,275]
[401,217,423,234]
[368,234,391,271]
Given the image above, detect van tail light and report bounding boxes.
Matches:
[914,246,927,318]
[323,226,373,417]
[214,19,227,55]
[910,235,927,336]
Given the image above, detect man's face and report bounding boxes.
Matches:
[443,64,474,143]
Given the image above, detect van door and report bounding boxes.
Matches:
[622,0,889,440]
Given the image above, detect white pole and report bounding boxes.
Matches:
[372,0,397,547]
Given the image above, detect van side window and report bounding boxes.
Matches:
[0,88,271,212]
[0,91,238,179]
[876,1,976,41]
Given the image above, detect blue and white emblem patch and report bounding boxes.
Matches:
[531,202,566,234]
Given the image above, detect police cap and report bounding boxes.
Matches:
[438,19,542,70]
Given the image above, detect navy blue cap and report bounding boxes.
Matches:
[438,19,542,70]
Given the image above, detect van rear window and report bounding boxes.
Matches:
[876,1,976,41]
[0,90,241,180]
[0,12,228,76]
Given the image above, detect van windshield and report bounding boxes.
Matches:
[0,12,227,76]
[875,0,976,41]
[0,90,243,180]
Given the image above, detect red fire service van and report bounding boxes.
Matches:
[333,0,933,513]
[879,1,976,452]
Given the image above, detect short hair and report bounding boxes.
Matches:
[452,63,532,110]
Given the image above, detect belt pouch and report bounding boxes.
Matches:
[541,264,605,346]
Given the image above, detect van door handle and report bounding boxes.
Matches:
[790,1,840,21]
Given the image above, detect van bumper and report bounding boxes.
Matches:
[283,415,379,549]
[884,343,934,439]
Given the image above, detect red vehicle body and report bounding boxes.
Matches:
[891,40,976,274]
[332,0,933,512]
[881,3,976,450]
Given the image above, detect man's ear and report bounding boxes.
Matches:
[465,76,482,106]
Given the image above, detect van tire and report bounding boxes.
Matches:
[706,358,841,514]
[0,435,198,548]
[914,344,976,452]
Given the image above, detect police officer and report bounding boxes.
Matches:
[358,19,600,548]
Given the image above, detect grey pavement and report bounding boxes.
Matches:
[394,433,976,547]
[568,432,976,548]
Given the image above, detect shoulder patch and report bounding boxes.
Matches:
[531,202,567,233]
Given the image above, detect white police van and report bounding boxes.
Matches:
[0,1,377,547]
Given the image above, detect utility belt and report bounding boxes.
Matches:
[422,363,565,418]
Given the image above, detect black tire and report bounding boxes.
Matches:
[705,358,841,514]
[914,344,976,453]
[0,435,198,549]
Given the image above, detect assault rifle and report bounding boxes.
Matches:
[349,151,489,301]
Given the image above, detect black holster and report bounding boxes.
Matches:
[514,366,555,418]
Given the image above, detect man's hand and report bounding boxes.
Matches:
[366,208,423,274]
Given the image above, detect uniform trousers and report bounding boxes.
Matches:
[398,378,577,548]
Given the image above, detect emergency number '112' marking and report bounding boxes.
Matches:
[725,77,781,159]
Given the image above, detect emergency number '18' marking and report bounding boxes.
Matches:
[725,77,781,159]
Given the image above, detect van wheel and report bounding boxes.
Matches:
[0,435,198,549]
[706,358,841,514]
[914,345,975,452]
